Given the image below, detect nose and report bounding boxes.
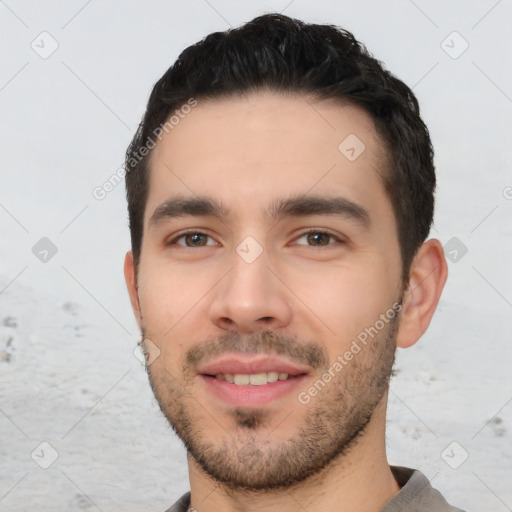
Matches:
[207,246,293,333]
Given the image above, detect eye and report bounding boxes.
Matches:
[294,230,343,247]
[169,232,217,247]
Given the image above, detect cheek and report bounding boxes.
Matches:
[282,259,395,348]
[137,261,210,335]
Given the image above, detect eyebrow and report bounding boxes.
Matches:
[148,194,371,229]
[149,196,226,228]
[269,195,371,228]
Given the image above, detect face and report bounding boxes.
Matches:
[129,92,405,490]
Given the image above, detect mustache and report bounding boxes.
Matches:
[185,330,329,371]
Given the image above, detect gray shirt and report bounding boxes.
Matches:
[165,466,464,511]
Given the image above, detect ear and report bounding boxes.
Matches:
[396,238,448,348]
[124,251,143,330]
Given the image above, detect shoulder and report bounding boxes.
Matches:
[164,491,191,512]
[380,466,465,512]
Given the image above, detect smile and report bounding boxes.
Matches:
[213,372,292,385]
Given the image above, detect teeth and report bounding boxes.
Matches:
[214,372,290,385]
[234,374,250,385]
[249,373,267,385]
[267,371,279,383]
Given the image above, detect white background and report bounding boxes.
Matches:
[0,1,511,511]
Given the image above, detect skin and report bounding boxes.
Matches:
[124,92,448,512]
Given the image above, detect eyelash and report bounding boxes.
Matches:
[295,229,345,246]
[168,231,217,247]
[167,229,344,247]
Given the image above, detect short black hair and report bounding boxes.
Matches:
[125,13,436,283]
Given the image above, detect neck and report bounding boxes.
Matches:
[186,398,400,512]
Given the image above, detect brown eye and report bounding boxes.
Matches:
[295,231,340,247]
[171,232,215,247]
[306,232,331,246]
[185,234,208,246]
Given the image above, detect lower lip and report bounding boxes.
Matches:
[199,375,308,407]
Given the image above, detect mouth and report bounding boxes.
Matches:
[208,371,299,385]
[197,354,311,407]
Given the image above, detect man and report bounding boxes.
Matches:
[123,13,464,512]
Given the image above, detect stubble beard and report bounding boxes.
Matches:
[145,317,398,492]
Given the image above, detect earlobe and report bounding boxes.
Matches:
[124,251,143,329]
[396,239,448,349]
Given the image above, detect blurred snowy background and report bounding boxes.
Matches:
[0,1,511,511]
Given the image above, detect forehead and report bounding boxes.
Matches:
[146,92,392,226]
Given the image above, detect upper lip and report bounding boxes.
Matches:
[197,354,311,377]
